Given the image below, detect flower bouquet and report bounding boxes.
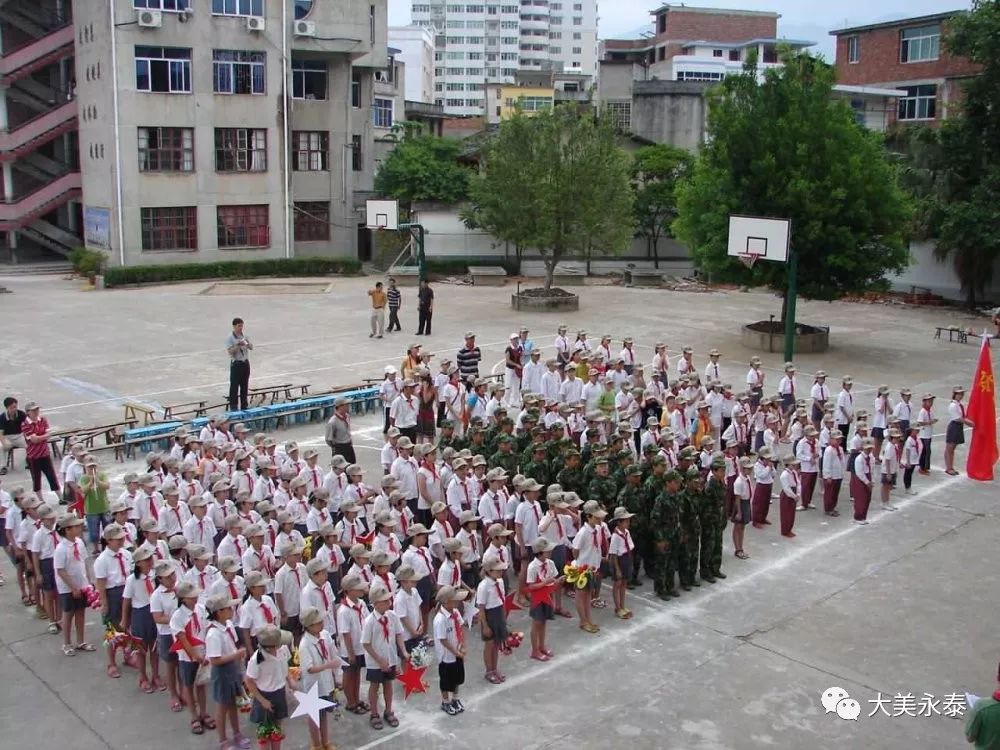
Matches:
[563,562,594,590]
[409,643,432,669]
[81,585,102,610]
[255,719,284,746]
[287,647,301,683]
[236,693,253,714]
[328,687,345,721]
[504,631,524,650]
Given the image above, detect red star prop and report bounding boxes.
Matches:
[502,591,523,616]
[395,662,429,699]
[169,634,204,653]
[355,530,375,546]
[528,583,557,608]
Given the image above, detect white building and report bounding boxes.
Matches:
[412,0,599,116]
[389,25,436,103]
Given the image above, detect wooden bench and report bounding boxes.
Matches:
[934,326,969,344]
[468,265,507,287]
[124,400,158,425]
[162,400,208,421]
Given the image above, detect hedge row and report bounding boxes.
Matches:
[104,257,362,288]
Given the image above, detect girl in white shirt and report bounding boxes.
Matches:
[204,595,248,749]
[150,560,182,710]
[475,558,510,684]
[750,451,776,529]
[30,505,60,632]
[122,546,159,692]
[169,581,212,735]
[300,558,338,636]
[879,428,902,511]
[298,607,344,750]
[244,625,292,744]
[945,387,974,476]
[571,507,606,634]
[239,570,280,651]
[54,514,92,656]
[311,527,344,592]
[336,573,371,714]
[778,458,801,538]
[525,537,562,662]
[607,508,635,621]
[731,457,754,560]
[455,511,482,590]
[851,440,875,525]
[902,424,922,495]
[362,585,408,729]
[94,523,132,677]
[393,566,425,650]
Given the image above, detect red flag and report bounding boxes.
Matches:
[966,336,998,481]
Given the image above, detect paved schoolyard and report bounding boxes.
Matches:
[1,271,997,750]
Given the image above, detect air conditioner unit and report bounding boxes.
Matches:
[137,9,162,28]
[294,20,316,37]
[246,16,265,32]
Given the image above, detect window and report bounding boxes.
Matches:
[293,0,313,18]
[292,58,327,99]
[446,97,465,107]
[134,0,189,9]
[550,2,560,7]
[446,66,464,75]
[573,32,581,39]
[605,100,630,131]
[211,0,263,16]
[351,69,362,107]
[900,24,940,63]
[214,128,267,171]
[373,97,393,128]
[141,207,197,251]
[468,51,483,60]
[447,36,465,44]
[217,205,269,248]
[135,46,191,93]
[467,36,483,44]
[847,35,860,63]
[549,46,561,54]
[446,52,465,60]
[213,50,265,95]
[138,127,194,172]
[572,16,581,25]
[729,49,740,61]
[412,3,430,11]
[292,130,328,171]
[898,84,937,120]
[550,15,561,24]
[293,201,329,242]
[677,71,723,81]
[351,135,362,171]
[447,82,465,91]
[572,46,581,54]
[572,2,581,8]
[549,31,561,39]
[447,20,465,28]
[713,49,723,57]
[515,95,550,111]
[466,67,483,75]
[466,4,484,10]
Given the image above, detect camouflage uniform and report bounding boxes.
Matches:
[618,467,647,585]
[555,462,585,496]
[521,455,552,489]
[701,467,728,580]
[489,446,519,477]
[650,471,682,598]
[587,470,618,510]
[677,468,703,589]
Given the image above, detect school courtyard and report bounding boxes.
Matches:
[1,270,997,750]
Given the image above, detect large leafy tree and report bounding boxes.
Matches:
[373,134,471,211]
[631,144,694,268]
[674,51,912,318]
[466,106,634,290]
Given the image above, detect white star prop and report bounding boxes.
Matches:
[290,683,324,728]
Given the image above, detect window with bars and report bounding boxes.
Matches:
[351,134,362,171]
[213,50,266,95]
[292,58,327,99]
[293,201,330,241]
[211,0,263,16]
[373,98,394,128]
[138,127,194,172]
[135,46,192,93]
[898,84,937,120]
[604,100,631,131]
[292,130,328,171]
[215,128,267,172]
[141,206,198,251]
[217,204,270,248]
[134,0,190,9]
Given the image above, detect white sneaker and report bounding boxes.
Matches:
[855,519,869,526]
[886,504,898,511]
[906,489,917,496]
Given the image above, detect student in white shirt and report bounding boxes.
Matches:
[821,429,847,516]
[300,558,337,637]
[336,573,370,714]
[204,594,247,746]
[217,516,248,567]
[571,504,606,634]
[390,438,420,512]
[795,425,821,510]
[94,523,132,677]
[945,386,974,476]
[150,559,183,710]
[30,503,61,631]
[380,367,402,436]
[871,384,892,458]
[475,558,510,684]
[540,359,562,403]
[298,607,344,749]
[54,514,92,656]
[901,423,922,495]
[273,542,307,637]
[186,544,219,595]
[917,394,938,474]
[169,580,211,733]
[607,508,635,621]
[521,349,544,396]
[389,381,419,442]
[183,496,217,555]
[362,584,408,729]
[778,457,801,538]
[394,565,425,650]
[750,449,776,528]
[893,388,914,435]
[433,584,469,715]
[850,439,875,525]
[879,427,903,511]
[380,430,401,475]
[836,376,855,435]
[311,527,345,592]
[122,547,159,689]
[731,457,753,559]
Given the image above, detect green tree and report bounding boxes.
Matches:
[674,51,912,318]
[373,135,470,211]
[631,144,694,268]
[467,106,634,290]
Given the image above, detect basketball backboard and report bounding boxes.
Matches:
[727,215,790,268]
[366,199,399,230]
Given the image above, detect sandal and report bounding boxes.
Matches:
[383,711,399,728]
[20,594,30,605]
[735,550,750,560]
[485,671,502,684]
[152,677,166,692]
[346,704,367,715]
[201,715,217,730]
[555,608,573,618]
[138,677,154,694]
[47,623,59,634]
[62,644,76,657]
[357,701,370,712]
[591,599,607,609]
[190,718,205,735]
[369,714,384,730]
[107,665,121,678]
[170,699,184,713]
[76,642,96,652]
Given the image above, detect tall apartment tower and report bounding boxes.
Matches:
[73,0,391,267]
[413,0,598,116]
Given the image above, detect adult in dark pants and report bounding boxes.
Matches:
[0,396,27,475]
[22,401,59,502]
[386,277,402,332]
[225,317,253,411]
[416,279,434,336]
[325,398,357,464]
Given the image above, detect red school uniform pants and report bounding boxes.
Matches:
[779,492,796,536]
[750,482,772,527]
[850,475,872,521]
[799,470,817,508]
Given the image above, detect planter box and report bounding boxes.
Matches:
[624,269,665,287]
[386,266,420,286]
[468,265,507,286]
[741,322,830,354]
[511,289,580,312]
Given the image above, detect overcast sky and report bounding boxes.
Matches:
[388,0,969,60]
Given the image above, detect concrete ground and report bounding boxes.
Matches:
[1,272,997,750]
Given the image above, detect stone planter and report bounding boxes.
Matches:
[511,287,580,312]
[741,321,830,354]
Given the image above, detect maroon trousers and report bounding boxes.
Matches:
[823,477,843,513]
[850,475,871,520]
[779,491,796,535]
[751,482,772,525]
[725,474,737,519]
[800,471,817,508]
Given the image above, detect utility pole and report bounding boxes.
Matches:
[784,249,798,362]
[399,222,426,282]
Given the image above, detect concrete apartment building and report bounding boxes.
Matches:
[830,10,979,127]
[0,0,82,263]
[411,0,598,117]
[72,0,394,267]
[389,24,434,103]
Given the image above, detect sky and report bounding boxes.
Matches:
[387,0,970,61]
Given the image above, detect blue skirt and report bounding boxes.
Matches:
[130,604,158,646]
[212,659,244,706]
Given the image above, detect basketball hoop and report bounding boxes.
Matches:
[738,253,761,269]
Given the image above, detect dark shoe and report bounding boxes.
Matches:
[713,571,727,579]
[0,467,6,475]
[681,584,692,591]
[626,582,637,590]
[369,333,375,338]
[441,701,458,716]
[452,699,465,713]
[701,575,716,583]
[657,593,672,601]
[691,580,702,587]
[670,590,681,598]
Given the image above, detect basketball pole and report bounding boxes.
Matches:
[398,222,426,283]
[783,248,798,362]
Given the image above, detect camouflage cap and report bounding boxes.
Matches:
[664,469,682,483]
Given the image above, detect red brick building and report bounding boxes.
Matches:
[830,11,980,126]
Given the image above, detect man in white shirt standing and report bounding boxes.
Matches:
[521,349,544,397]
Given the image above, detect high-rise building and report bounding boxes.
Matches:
[412,0,599,117]
[389,25,435,104]
[72,0,392,267]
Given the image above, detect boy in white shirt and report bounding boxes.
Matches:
[53,514,92,656]
[362,584,409,729]
[778,457,801,538]
[879,427,902,511]
[337,573,371,715]
[394,565,425,651]
[821,430,847,516]
[917,394,937,475]
[902,423,922,495]
[433,584,469,716]
[298,607,344,750]
[94,523,132,676]
[183,496,217,554]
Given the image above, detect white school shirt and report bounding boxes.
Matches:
[380,378,401,408]
[753,462,775,485]
[380,443,399,472]
[514,499,543,546]
[169,603,208,662]
[819,426,831,452]
[581,381,602,412]
[186,564,219,595]
[608,528,634,557]
[539,511,573,548]
[559,377,583,404]
[796,438,821,473]
[335,516,367,549]
[446,476,475,518]
[245,645,290,693]
[477,489,505,526]
[94,547,133,589]
[836,389,855,423]
[903,435,922,466]
[273,562,306,615]
[880,441,901,474]
[947,399,966,423]
[150,586,179,635]
[205,620,240,661]
[394,586,423,637]
[822,445,847,480]
[15,517,37,550]
[217,534,247,563]
[554,334,570,358]
[437,558,463,588]
[137,491,164,525]
[119,490,141,521]
[31,524,60,560]
[810,382,829,405]
[390,394,418,429]
[251,476,276,504]
[299,630,343,695]
[183,515,217,553]
[571,523,603,568]
[619,346,636,368]
[704,360,723,384]
[178,478,204,504]
[848,433,863,452]
[746,367,764,390]
[337,596,371,657]
[442,382,465,422]
[390,456,419,499]
[733,474,752,501]
[917,407,934,439]
[526,557,557,588]
[433,608,463,664]
[53,537,89,594]
[401,545,434,581]
[873,397,890,429]
[779,469,800,500]
[522,360,544,395]
[371,531,403,558]
[306,507,332,535]
[209,498,235,530]
[347,562,374,587]
[274,529,305,554]
[893,400,913,423]
[159,502,192,537]
[300,580,337,635]
[540,370,562,402]
[475,576,506,610]
[417,465,443,510]
[242,545,276,580]
[123,571,156,608]
[706,390,724,427]
[361,610,404,668]
[456,527,480,563]
[854,453,873,485]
